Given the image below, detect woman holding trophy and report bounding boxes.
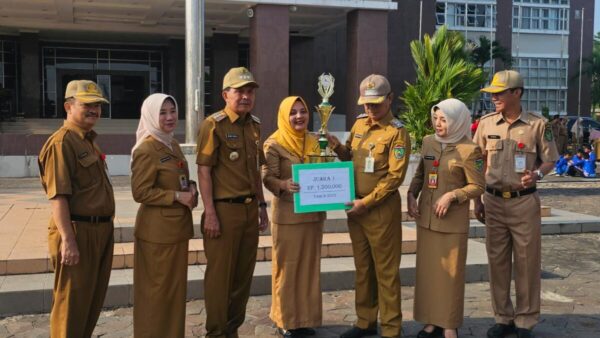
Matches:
[407,98,485,338]
[263,96,325,337]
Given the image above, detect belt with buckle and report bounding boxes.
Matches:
[214,195,256,204]
[71,214,113,223]
[485,186,537,199]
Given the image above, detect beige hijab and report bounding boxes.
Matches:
[132,93,178,156]
[431,98,472,144]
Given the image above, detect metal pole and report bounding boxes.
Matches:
[577,7,584,145]
[419,0,423,39]
[198,0,205,125]
[185,0,201,145]
[489,3,494,72]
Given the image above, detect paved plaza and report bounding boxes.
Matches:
[0,179,599,337]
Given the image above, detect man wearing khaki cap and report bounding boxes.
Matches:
[196,67,269,337]
[38,80,115,337]
[473,70,558,338]
[327,74,411,338]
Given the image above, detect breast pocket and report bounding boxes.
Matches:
[521,144,538,171]
[225,140,243,163]
[76,154,100,188]
[374,142,389,169]
[485,140,503,167]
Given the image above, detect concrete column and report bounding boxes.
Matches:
[346,9,388,130]
[167,39,186,119]
[210,33,239,112]
[388,0,436,114]
[567,0,594,117]
[19,33,40,118]
[250,4,289,138]
[494,0,513,71]
[290,36,319,130]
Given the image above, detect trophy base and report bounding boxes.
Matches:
[307,155,337,163]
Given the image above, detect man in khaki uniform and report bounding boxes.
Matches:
[327,75,411,338]
[473,71,558,338]
[38,80,115,337]
[196,67,269,338]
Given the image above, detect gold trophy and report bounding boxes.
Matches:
[308,73,337,163]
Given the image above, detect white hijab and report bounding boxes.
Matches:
[132,93,178,156]
[431,98,472,144]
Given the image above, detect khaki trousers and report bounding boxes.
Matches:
[48,220,114,338]
[270,221,323,329]
[133,238,189,338]
[483,192,541,330]
[203,201,259,338]
[347,192,403,337]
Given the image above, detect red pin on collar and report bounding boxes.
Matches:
[177,160,184,169]
[517,142,525,150]
[433,160,440,167]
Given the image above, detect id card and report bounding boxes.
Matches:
[179,174,189,191]
[364,156,375,173]
[428,172,438,189]
[514,153,526,173]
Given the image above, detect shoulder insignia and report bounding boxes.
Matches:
[480,112,499,120]
[251,114,261,124]
[356,113,368,119]
[211,111,227,122]
[390,118,404,129]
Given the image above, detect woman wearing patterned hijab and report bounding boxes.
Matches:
[262,96,325,337]
[130,93,197,337]
[407,98,485,338]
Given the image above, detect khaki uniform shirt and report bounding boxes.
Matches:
[262,138,326,225]
[408,135,485,234]
[196,107,265,199]
[473,110,559,191]
[335,112,411,208]
[38,120,115,217]
[131,137,193,244]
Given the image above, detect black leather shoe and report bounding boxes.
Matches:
[294,327,316,336]
[516,328,534,338]
[417,326,443,338]
[277,328,300,337]
[487,323,516,338]
[340,326,378,338]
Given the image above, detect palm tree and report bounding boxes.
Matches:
[469,36,513,70]
[584,32,600,114]
[400,26,487,149]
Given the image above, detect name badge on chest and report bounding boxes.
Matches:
[514,154,526,173]
[364,143,375,173]
[428,160,440,189]
[179,174,189,191]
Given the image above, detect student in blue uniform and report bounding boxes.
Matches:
[554,151,572,176]
[581,152,597,178]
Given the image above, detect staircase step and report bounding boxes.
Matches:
[0,239,489,317]
[0,227,417,276]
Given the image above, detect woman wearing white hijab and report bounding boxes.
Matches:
[407,98,485,338]
[130,93,197,337]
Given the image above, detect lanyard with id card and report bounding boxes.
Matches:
[515,142,526,173]
[428,160,440,189]
[364,143,375,173]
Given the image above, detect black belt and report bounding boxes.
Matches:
[214,195,255,204]
[485,186,537,199]
[71,214,113,223]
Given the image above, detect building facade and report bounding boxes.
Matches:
[435,0,594,116]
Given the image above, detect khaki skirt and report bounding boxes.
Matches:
[133,238,189,337]
[270,221,324,329]
[414,226,468,329]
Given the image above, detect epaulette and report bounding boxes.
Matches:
[211,111,227,122]
[251,114,261,124]
[480,112,499,120]
[390,118,404,129]
[528,111,548,122]
[356,113,368,119]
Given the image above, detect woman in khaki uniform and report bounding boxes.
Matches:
[262,96,325,338]
[407,99,485,338]
[130,94,197,337]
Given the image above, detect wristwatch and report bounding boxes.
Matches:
[259,201,267,208]
[534,169,544,180]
